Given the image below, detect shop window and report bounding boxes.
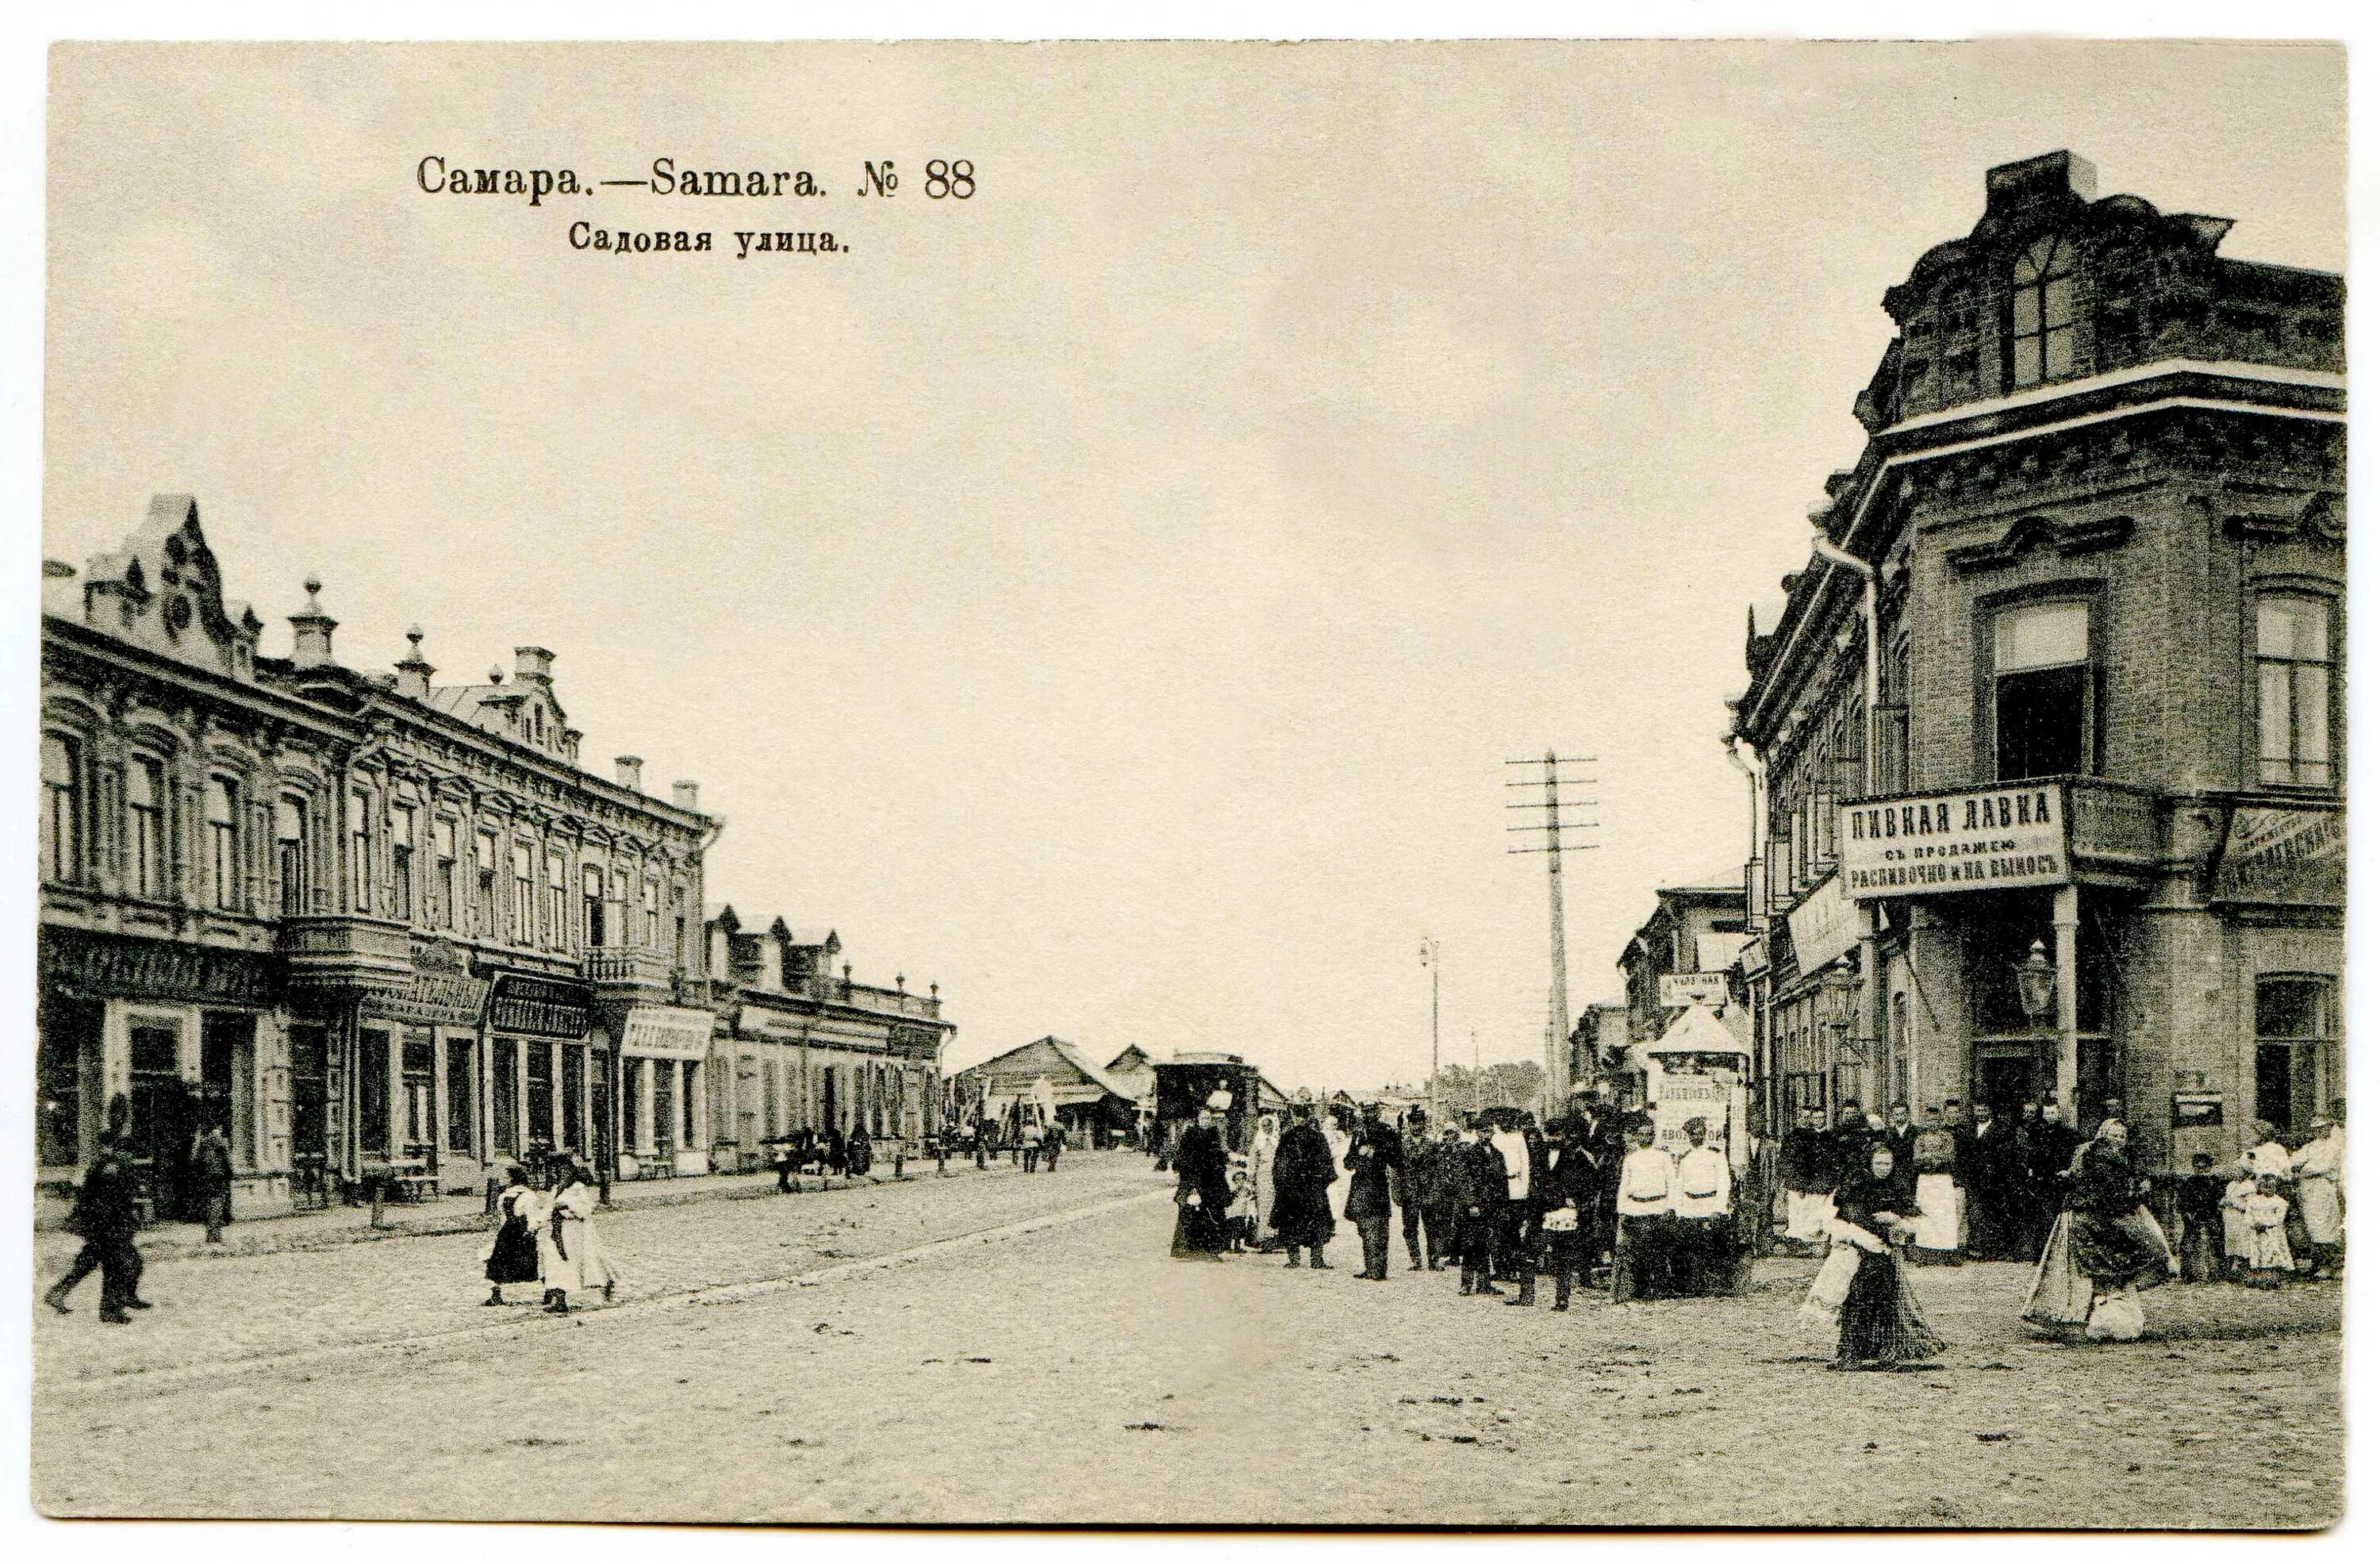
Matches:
[345,788,371,914]
[126,756,166,897]
[446,1039,475,1155]
[276,794,309,914]
[401,1035,436,1159]
[583,863,607,947]
[41,734,84,884]
[560,1044,587,1154]
[654,1063,678,1155]
[492,1037,519,1155]
[390,805,416,922]
[1993,599,2092,780]
[202,1013,257,1170]
[2009,235,2077,389]
[525,1042,554,1151]
[359,1028,391,1156]
[2255,594,2335,787]
[289,1024,329,1162]
[37,997,102,1168]
[208,777,241,910]
[2254,976,2334,1136]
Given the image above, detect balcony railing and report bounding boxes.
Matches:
[583,947,675,991]
[278,913,414,987]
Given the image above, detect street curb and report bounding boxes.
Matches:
[40,1185,1175,1399]
[41,1159,1102,1265]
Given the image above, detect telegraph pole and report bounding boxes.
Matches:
[1507,751,1596,1114]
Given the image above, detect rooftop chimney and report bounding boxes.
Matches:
[395,625,435,698]
[513,646,555,686]
[671,779,701,811]
[290,577,337,669]
[1984,150,2097,217]
[616,755,646,791]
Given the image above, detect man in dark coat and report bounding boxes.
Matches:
[1537,1115,1600,1310]
[1396,1108,1438,1270]
[1422,1126,1464,1272]
[1270,1104,1338,1268]
[1829,1101,1877,1193]
[192,1122,234,1243]
[1342,1104,1403,1280]
[2027,1102,2082,1254]
[1170,1100,1231,1260]
[1883,1103,1919,1207]
[1452,1116,1507,1297]
[45,1132,148,1323]
[1957,1101,2020,1259]
[1778,1105,1834,1252]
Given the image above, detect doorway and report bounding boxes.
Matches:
[1972,1048,2039,1116]
[129,1020,193,1220]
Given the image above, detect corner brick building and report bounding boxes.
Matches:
[1731,152,2343,1169]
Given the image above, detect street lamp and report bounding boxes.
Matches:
[2015,940,2056,1026]
[1419,936,1441,1128]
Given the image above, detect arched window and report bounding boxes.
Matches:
[40,734,83,885]
[126,757,165,897]
[206,777,240,910]
[2010,236,2076,389]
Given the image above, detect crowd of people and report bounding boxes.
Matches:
[1164,1082,2347,1369]
[1165,1086,1752,1312]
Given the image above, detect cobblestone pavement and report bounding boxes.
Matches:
[34,1172,2340,1527]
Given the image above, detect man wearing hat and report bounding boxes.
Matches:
[1396,1106,1439,1270]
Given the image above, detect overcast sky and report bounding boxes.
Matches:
[42,41,2344,1086]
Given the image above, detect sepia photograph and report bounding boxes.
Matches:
[18,29,2352,1531]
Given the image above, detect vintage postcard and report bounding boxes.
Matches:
[27,37,2346,1527]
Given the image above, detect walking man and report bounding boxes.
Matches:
[1270,1103,1338,1269]
[192,1121,234,1244]
[1454,1116,1505,1297]
[45,1131,149,1323]
[1539,1116,1599,1309]
[1020,1116,1044,1174]
[1342,1103,1402,1281]
[1042,1120,1066,1173]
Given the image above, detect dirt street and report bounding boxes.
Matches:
[34,1155,2340,1527]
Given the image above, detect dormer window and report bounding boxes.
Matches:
[2010,235,2077,389]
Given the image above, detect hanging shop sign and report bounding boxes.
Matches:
[2171,1093,2225,1130]
[2209,805,2344,908]
[486,973,593,1039]
[1658,972,1731,1010]
[620,1005,715,1061]
[1839,782,2068,899]
[1785,871,1862,970]
[362,938,489,1026]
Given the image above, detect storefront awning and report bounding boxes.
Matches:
[1649,1002,1750,1058]
[620,1005,716,1061]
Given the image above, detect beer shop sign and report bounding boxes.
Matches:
[1840,783,2068,899]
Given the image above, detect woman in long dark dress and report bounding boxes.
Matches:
[483,1166,543,1305]
[1825,1145,1945,1370]
[1269,1104,1339,1268]
[1171,1097,1232,1259]
[2023,1117,2174,1339]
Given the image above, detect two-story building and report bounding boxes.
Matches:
[702,907,954,1170]
[1733,152,2344,1169]
[39,495,716,1216]
[1609,874,1751,1108]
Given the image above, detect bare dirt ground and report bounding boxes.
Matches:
[34,1155,2340,1527]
